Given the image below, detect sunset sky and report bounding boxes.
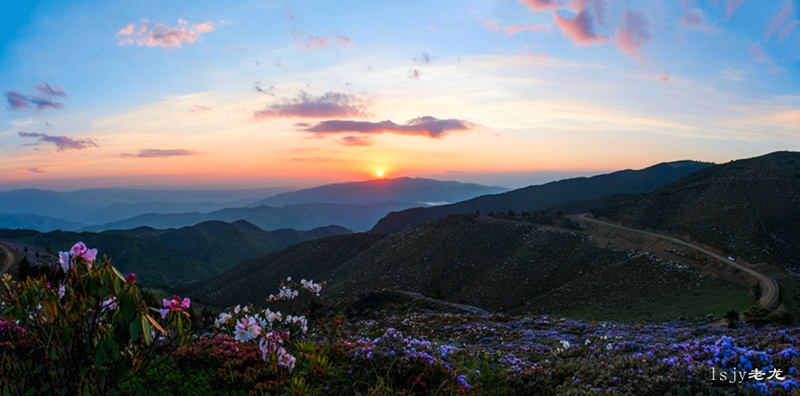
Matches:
[1,0,798,190]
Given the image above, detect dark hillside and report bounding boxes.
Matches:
[593,151,800,276]
[0,221,351,287]
[371,160,712,234]
[188,233,386,308]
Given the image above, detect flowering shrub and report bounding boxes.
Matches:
[0,242,188,395]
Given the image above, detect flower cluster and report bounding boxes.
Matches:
[159,295,191,318]
[300,279,323,296]
[58,242,98,272]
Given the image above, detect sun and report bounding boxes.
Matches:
[376,171,384,177]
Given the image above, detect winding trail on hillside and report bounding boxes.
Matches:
[0,242,15,277]
[576,214,780,309]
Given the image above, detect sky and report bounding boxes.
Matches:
[0,0,798,191]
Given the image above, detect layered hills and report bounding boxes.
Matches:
[0,221,349,287]
[593,151,800,276]
[371,160,713,234]
[188,214,751,321]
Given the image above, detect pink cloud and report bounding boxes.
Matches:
[36,82,66,97]
[116,20,214,48]
[192,23,215,33]
[519,0,564,12]
[504,25,551,35]
[28,168,44,173]
[122,149,200,158]
[724,0,746,19]
[117,24,134,35]
[553,10,608,45]
[18,131,98,151]
[299,116,478,139]
[779,20,798,43]
[254,91,370,119]
[189,105,211,113]
[482,19,501,32]
[4,82,66,111]
[615,10,650,60]
[340,135,373,146]
[290,29,352,51]
[658,72,670,82]
[764,1,793,41]
[680,8,714,32]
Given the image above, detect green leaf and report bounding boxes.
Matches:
[40,383,50,392]
[142,316,152,346]
[33,366,43,374]
[121,293,137,322]
[129,315,143,341]
[25,388,37,396]
[108,338,119,360]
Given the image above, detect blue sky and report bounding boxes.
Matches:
[1,0,798,190]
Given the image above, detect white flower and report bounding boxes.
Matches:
[215,312,232,328]
[234,316,262,342]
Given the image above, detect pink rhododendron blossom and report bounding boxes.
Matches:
[125,273,136,283]
[58,252,70,272]
[69,242,87,257]
[159,295,189,318]
[101,297,118,311]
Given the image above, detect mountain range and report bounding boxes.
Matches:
[370,160,713,234]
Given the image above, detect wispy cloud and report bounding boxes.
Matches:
[519,0,564,12]
[724,0,746,19]
[615,10,650,60]
[340,135,373,146]
[764,0,793,41]
[18,131,98,151]
[413,52,432,64]
[28,167,44,173]
[481,19,501,32]
[504,25,552,35]
[122,149,200,158]
[116,20,215,48]
[189,105,211,113]
[4,82,66,111]
[290,29,353,51]
[407,69,421,80]
[680,8,715,32]
[658,72,670,82]
[298,116,478,139]
[554,10,608,45]
[254,83,275,96]
[254,91,370,119]
[291,156,343,162]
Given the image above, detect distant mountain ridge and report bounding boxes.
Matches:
[248,177,508,207]
[0,220,350,286]
[593,151,800,276]
[371,160,713,234]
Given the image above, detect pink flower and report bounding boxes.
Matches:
[69,242,87,257]
[125,273,137,283]
[159,295,189,318]
[58,251,70,272]
[81,248,98,263]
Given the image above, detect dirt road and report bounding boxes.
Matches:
[576,214,780,309]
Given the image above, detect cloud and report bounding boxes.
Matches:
[254,83,275,96]
[414,52,431,64]
[18,131,98,151]
[519,0,564,12]
[724,0,745,19]
[189,105,211,113]
[28,168,44,173]
[298,116,478,139]
[615,10,650,60]
[340,135,373,146]
[408,69,420,80]
[35,82,66,97]
[504,25,552,35]
[779,20,798,43]
[481,19,501,32]
[254,91,370,119]
[122,149,200,158]
[5,82,66,111]
[116,20,214,48]
[554,10,608,45]
[764,1,793,41]
[291,29,353,51]
[658,72,670,82]
[291,156,342,162]
[680,8,714,31]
